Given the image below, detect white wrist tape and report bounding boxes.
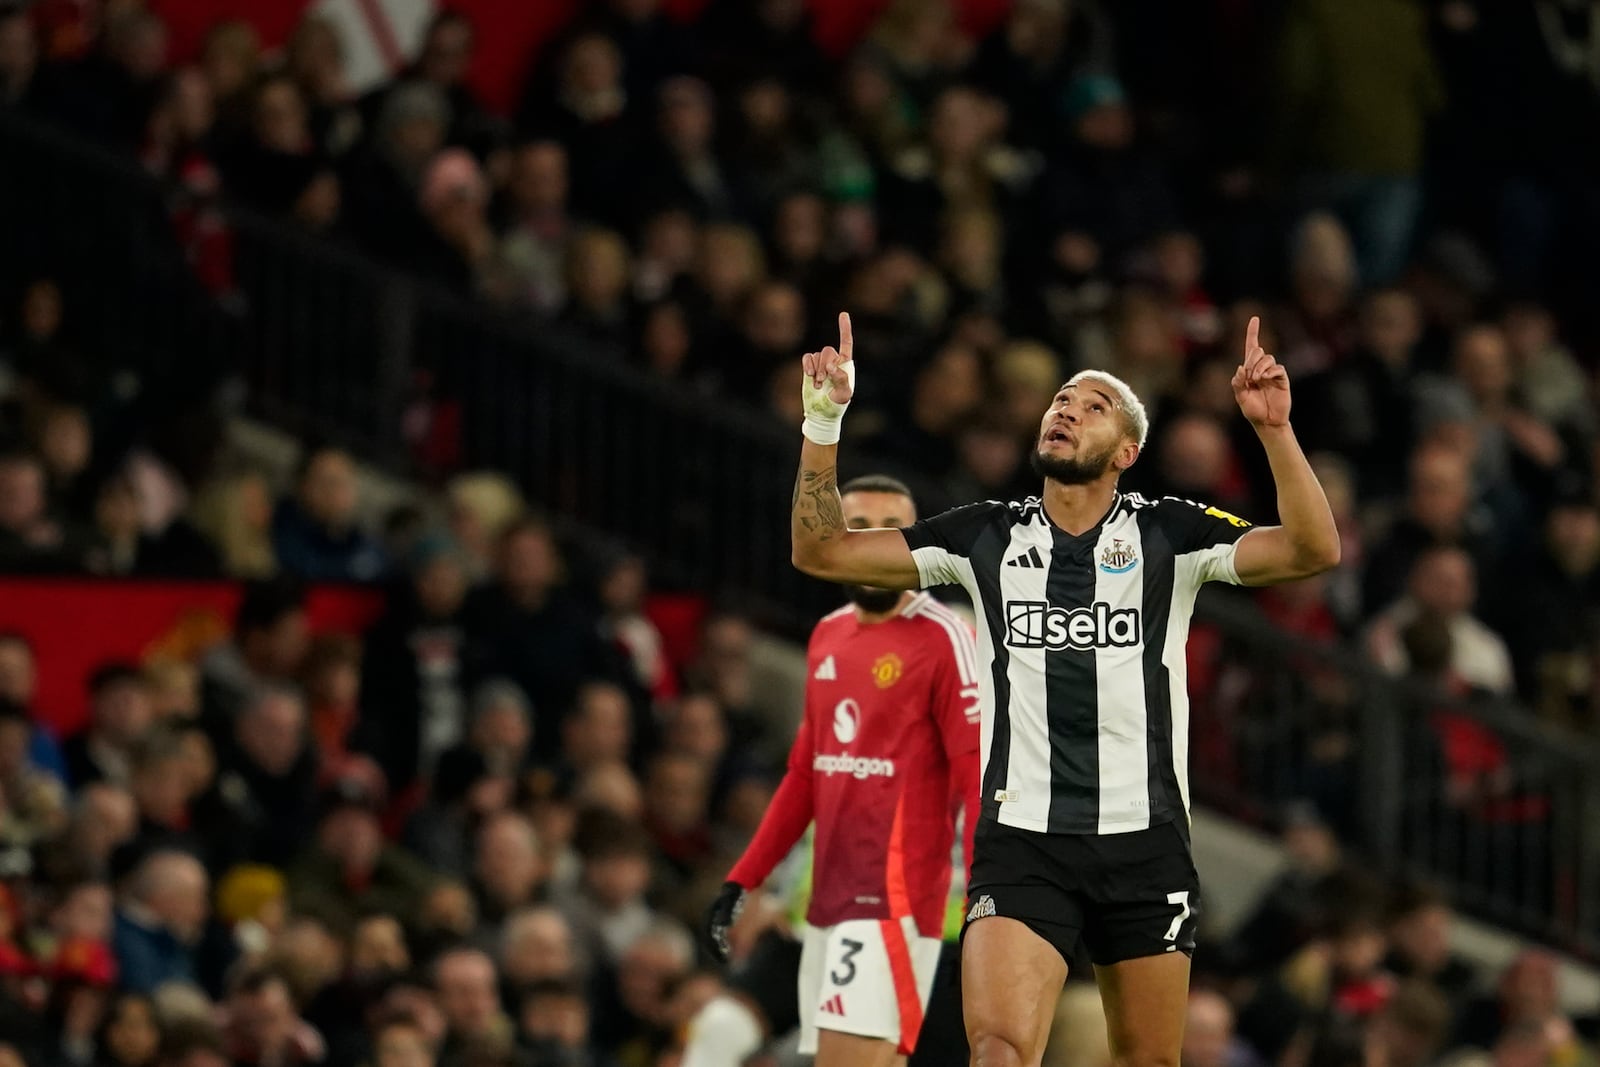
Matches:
[800,361,854,446]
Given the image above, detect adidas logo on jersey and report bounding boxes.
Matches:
[820,994,846,1016]
[1005,546,1045,569]
[967,894,996,922]
[813,656,837,680]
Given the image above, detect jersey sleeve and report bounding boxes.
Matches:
[924,613,981,881]
[899,502,1002,589]
[726,663,818,889]
[1156,496,1254,586]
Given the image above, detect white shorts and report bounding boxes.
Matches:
[797,917,942,1055]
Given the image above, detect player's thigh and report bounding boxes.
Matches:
[816,1028,905,1067]
[802,919,934,1057]
[1093,953,1191,1067]
[1080,822,1201,1066]
[961,917,1067,1066]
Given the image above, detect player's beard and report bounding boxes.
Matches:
[1030,440,1117,486]
[844,585,902,613]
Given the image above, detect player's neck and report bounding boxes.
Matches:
[1040,477,1120,536]
[854,591,914,624]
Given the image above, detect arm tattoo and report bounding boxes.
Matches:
[794,466,843,543]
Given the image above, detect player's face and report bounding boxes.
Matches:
[841,491,915,612]
[1032,379,1135,486]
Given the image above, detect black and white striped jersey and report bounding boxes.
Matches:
[899,492,1253,836]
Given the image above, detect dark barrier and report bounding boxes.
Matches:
[2,110,1595,958]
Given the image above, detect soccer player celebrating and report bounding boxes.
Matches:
[789,313,1339,1067]
[696,475,981,1067]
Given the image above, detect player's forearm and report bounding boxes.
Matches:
[791,438,846,573]
[952,753,980,883]
[1257,424,1340,572]
[727,772,813,889]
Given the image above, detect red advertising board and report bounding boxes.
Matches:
[0,580,385,735]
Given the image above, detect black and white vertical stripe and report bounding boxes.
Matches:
[905,493,1246,835]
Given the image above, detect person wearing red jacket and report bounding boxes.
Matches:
[696,474,980,1067]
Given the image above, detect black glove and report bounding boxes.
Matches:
[704,881,746,963]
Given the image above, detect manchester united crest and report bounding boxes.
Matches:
[872,652,904,688]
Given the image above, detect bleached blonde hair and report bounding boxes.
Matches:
[1066,369,1150,450]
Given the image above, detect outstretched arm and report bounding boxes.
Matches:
[791,312,921,588]
[1230,316,1342,585]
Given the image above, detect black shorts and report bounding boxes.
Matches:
[962,817,1201,967]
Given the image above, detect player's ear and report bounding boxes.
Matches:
[1115,441,1140,472]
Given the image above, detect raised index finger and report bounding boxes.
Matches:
[839,311,854,362]
[1244,315,1260,359]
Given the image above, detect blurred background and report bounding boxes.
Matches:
[1,0,1600,1066]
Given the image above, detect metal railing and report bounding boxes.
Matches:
[3,109,1597,957]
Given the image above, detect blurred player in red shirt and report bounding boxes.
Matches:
[694,474,980,1067]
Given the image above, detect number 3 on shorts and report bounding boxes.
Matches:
[1163,891,1192,941]
[830,938,864,986]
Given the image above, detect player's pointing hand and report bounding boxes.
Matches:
[800,312,856,445]
[1232,315,1291,429]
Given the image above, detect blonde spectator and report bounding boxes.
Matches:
[561,227,632,346]
[992,340,1062,439]
[143,659,200,722]
[189,470,277,579]
[694,225,766,320]
[446,471,525,583]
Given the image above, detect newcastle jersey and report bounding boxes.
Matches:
[900,492,1253,836]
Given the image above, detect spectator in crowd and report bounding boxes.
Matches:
[357,535,471,793]
[287,776,435,937]
[1183,989,1262,1067]
[1489,489,1600,727]
[445,472,525,585]
[1361,444,1495,617]
[471,811,545,930]
[1275,0,1443,285]
[1367,545,1514,696]
[557,227,634,351]
[111,849,209,994]
[284,14,358,160]
[200,578,310,724]
[463,518,628,746]
[1383,884,1478,1031]
[501,906,580,994]
[206,686,320,870]
[434,946,513,1065]
[495,139,576,313]
[189,470,279,579]
[518,976,600,1067]
[97,992,163,1067]
[559,682,634,778]
[0,449,84,573]
[341,81,450,267]
[218,73,339,231]
[271,445,386,583]
[301,633,361,779]
[63,663,154,789]
[1230,803,1353,972]
[557,811,655,967]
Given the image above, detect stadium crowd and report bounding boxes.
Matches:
[1,0,1600,1065]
